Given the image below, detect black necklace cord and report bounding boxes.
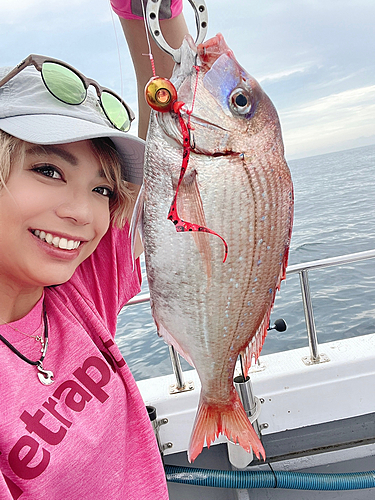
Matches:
[0,305,48,366]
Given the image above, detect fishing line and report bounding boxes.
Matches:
[186,63,200,129]
[141,0,156,77]
[108,0,124,100]
[167,68,229,262]
[167,101,229,263]
[268,462,278,488]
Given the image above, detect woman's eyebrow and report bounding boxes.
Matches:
[26,145,78,166]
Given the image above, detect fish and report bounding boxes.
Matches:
[138,33,294,462]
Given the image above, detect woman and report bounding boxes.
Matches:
[0,2,187,498]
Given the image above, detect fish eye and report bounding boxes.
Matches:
[229,88,252,116]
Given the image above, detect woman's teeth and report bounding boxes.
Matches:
[32,230,81,250]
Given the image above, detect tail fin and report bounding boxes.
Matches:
[188,388,266,462]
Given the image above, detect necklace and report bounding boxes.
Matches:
[0,314,45,352]
[0,305,54,385]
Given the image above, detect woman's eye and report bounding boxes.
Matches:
[94,186,114,198]
[32,165,62,179]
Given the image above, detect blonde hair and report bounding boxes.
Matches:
[0,131,24,189]
[0,130,134,228]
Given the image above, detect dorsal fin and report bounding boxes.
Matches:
[240,245,291,376]
[240,309,271,377]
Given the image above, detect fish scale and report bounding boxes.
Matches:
[140,33,293,462]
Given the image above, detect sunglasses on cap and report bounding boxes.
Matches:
[0,54,134,132]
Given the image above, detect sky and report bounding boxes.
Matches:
[0,0,374,160]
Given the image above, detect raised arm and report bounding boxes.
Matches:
[119,14,188,140]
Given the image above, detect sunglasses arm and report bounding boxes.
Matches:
[0,55,42,89]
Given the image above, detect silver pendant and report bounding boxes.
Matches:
[37,363,54,385]
[35,335,45,353]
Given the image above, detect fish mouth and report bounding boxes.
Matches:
[178,111,236,156]
[30,229,83,250]
[157,111,236,158]
[186,112,230,133]
[158,109,229,146]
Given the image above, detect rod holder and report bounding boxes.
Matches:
[227,374,262,468]
[146,405,171,455]
[233,375,261,437]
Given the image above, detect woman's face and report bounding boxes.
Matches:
[0,140,113,291]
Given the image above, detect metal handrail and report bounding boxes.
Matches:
[126,293,151,306]
[287,248,375,363]
[126,248,375,304]
[124,248,375,373]
[286,248,375,275]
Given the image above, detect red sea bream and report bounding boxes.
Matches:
[140,34,294,462]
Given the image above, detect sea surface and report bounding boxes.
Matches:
[116,144,375,381]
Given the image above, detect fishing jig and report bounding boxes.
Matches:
[145,76,177,112]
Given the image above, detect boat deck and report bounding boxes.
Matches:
[138,333,375,499]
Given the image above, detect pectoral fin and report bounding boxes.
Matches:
[173,170,212,279]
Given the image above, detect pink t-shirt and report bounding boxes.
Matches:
[0,225,169,499]
[110,0,182,20]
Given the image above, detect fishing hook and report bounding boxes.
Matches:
[146,0,208,63]
[189,128,196,149]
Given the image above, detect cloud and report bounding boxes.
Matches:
[282,85,375,158]
[258,66,311,84]
[285,85,375,118]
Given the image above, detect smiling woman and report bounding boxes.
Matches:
[0,130,134,223]
[0,133,132,226]
[0,49,172,500]
[0,140,115,292]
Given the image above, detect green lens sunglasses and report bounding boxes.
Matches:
[0,54,134,132]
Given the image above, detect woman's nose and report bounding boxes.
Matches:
[55,191,94,225]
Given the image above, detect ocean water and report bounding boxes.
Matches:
[116,144,375,381]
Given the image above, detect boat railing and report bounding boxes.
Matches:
[286,248,375,364]
[125,248,375,385]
